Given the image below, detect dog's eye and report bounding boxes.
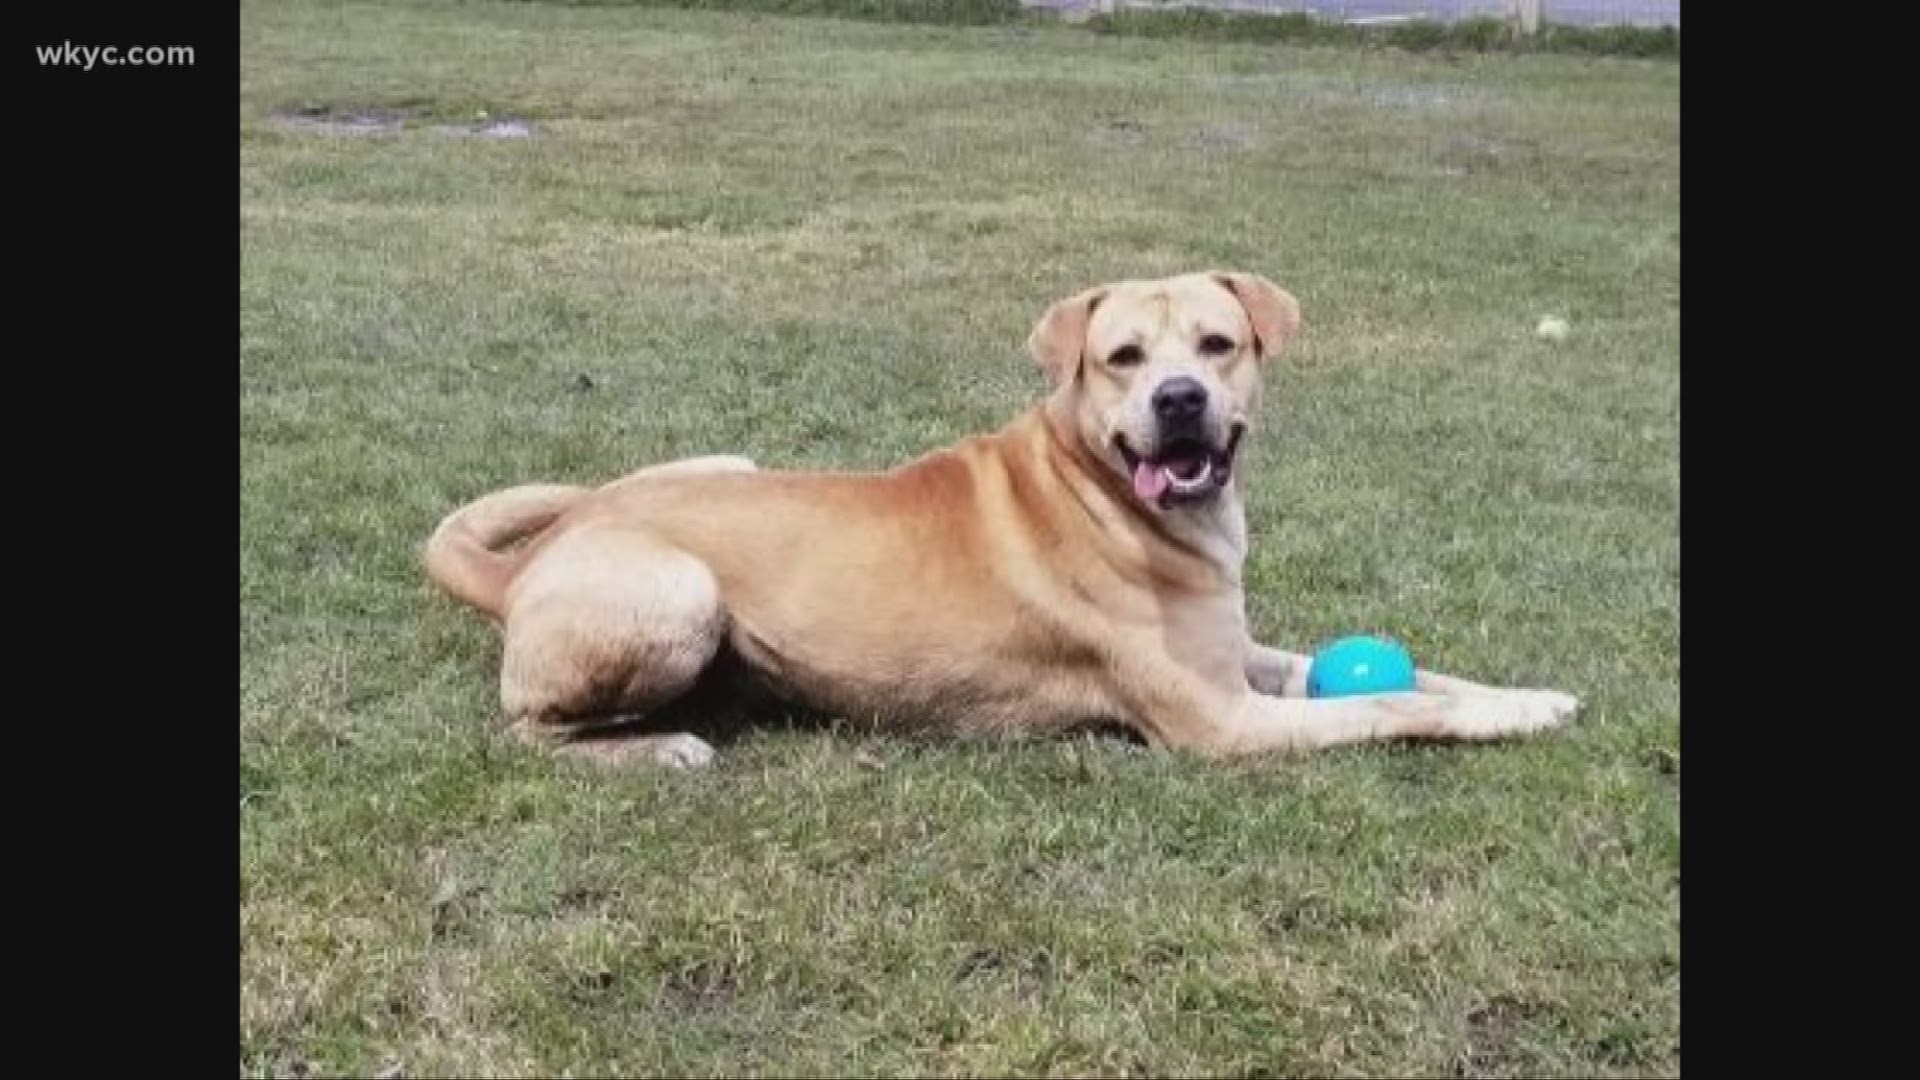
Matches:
[1199,334,1236,356]
[1107,345,1145,366]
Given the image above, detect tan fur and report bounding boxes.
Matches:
[424,483,586,618]
[424,273,1579,766]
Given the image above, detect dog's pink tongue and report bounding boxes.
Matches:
[1132,460,1169,502]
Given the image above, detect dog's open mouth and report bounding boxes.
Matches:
[1117,427,1243,506]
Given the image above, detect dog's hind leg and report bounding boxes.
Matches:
[499,525,730,768]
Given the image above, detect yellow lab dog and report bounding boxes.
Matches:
[425,273,1580,767]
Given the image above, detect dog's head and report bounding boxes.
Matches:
[1028,272,1301,511]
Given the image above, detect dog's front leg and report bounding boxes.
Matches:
[1244,637,1567,702]
[1171,684,1580,759]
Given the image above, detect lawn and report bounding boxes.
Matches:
[239,1,1679,1075]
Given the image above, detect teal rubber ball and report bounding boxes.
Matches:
[1306,635,1417,698]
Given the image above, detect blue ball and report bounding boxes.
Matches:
[1306,635,1417,698]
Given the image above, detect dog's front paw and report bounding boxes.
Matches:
[1446,689,1581,740]
[1506,688,1581,724]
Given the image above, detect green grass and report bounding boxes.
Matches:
[1084,12,1678,60]
[240,0,1679,1075]
[533,0,1029,28]
[513,1,1678,58]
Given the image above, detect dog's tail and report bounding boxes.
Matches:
[423,484,588,619]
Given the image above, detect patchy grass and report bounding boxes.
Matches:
[1085,12,1679,60]
[523,1,1679,57]
[240,0,1678,1075]
[543,0,1029,28]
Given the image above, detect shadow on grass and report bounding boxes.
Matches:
[554,646,1149,754]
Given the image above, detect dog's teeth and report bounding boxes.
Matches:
[1165,459,1213,492]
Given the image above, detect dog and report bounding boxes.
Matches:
[424,272,1580,768]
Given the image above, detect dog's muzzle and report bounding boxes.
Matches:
[1117,422,1244,507]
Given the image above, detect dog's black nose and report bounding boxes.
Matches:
[1152,377,1208,424]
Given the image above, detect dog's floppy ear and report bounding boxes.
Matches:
[1214,272,1301,360]
[1027,286,1108,385]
